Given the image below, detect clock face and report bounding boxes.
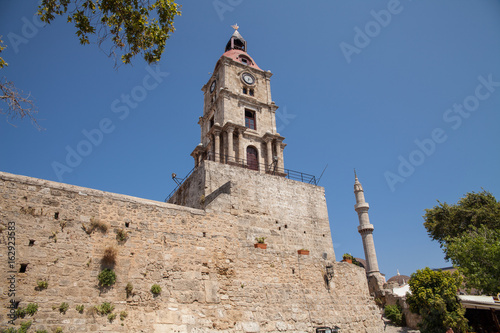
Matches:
[210,80,216,93]
[242,73,255,85]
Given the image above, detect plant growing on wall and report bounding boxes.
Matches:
[101,246,117,266]
[125,282,134,297]
[76,305,84,313]
[120,311,128,321]
[36,280,48,290]
[59,302,69,314]
[98,268,116,287]
[82,217,108,234]
[95,302,114,315]
[151,284,162,295]
[116,228,128,242]
[25,303,38,316]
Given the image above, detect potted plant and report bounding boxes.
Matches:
[342,253,353,264]
[254,237,267,249]
[297,249,310,255]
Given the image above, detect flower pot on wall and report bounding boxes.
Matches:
[254,243,267,249]
[297,249,309,255]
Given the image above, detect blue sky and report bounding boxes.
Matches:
[1,0,499,280]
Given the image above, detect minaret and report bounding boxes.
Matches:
[353,171,380,277]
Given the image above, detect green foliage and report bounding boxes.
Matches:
[120,311,128,320]
[37,280,48,290]
[384,302,406,326]
[36,330,48,333]
[423,190,500,245]
[151,284,162,295]
[37,0,181,65]
[25,303,38,316]
[59,302,69,314]
[98,268,116,286]
[2,328,17,333]
[407,267,468,333]
[342,253,353,260]
[15,306,26,318]
[76,304,84,313]
[54,328,63,333]
[424,190,500,295]
[95,302,114,315]
[125,282,134,297]
[0,37,7,69]
[18,321,32,333]
[108,312,117,321]
[255,237,266,244]
[445,225,500,295]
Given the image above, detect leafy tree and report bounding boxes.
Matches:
[407,267,468,333]
[0,37,40,128]
[423,190,500,295]
[1,1,181,127]
[445,225,500,295]
[423,190,500,246]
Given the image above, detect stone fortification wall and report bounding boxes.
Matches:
[0,171,383,332]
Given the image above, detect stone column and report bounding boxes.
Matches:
[214,131,220,163]
[227,127,234,163]
[238,130,244,165]
[266,139,273,172]
[277,142,285,171]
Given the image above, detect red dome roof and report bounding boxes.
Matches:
[221,49,261,70]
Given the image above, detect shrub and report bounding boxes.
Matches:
[108,313,117,321]
[125,282,133,297]
[98,268,116,286]
[101,246,117,266]
[25,303,38,316]
[36,330,48,333]
[151,284,162,295]
[59,302,69,314]
[384,303,406,326]
[120,311,128,321]
[95,302,114,315]
[76,304,84,313]
[37,280,48,290]
[116,229,128,242]
[54,328,63,333]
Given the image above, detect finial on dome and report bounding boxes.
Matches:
[231,24,239,31]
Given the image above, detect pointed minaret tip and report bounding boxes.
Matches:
[231,23,239,31]
[354,168,358,181]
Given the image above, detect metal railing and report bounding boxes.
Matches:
[164,152,317,202]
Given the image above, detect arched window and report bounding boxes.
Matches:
[246,146,259,171]
[245,109,256,130]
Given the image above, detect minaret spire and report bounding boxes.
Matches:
[353,173,380,277]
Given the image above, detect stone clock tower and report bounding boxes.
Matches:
[191,26,286,173]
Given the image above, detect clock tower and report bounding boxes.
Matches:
[191,26,286,174]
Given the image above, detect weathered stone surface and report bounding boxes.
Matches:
[0,170,383,332]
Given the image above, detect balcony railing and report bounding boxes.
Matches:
[164,152,317,202]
